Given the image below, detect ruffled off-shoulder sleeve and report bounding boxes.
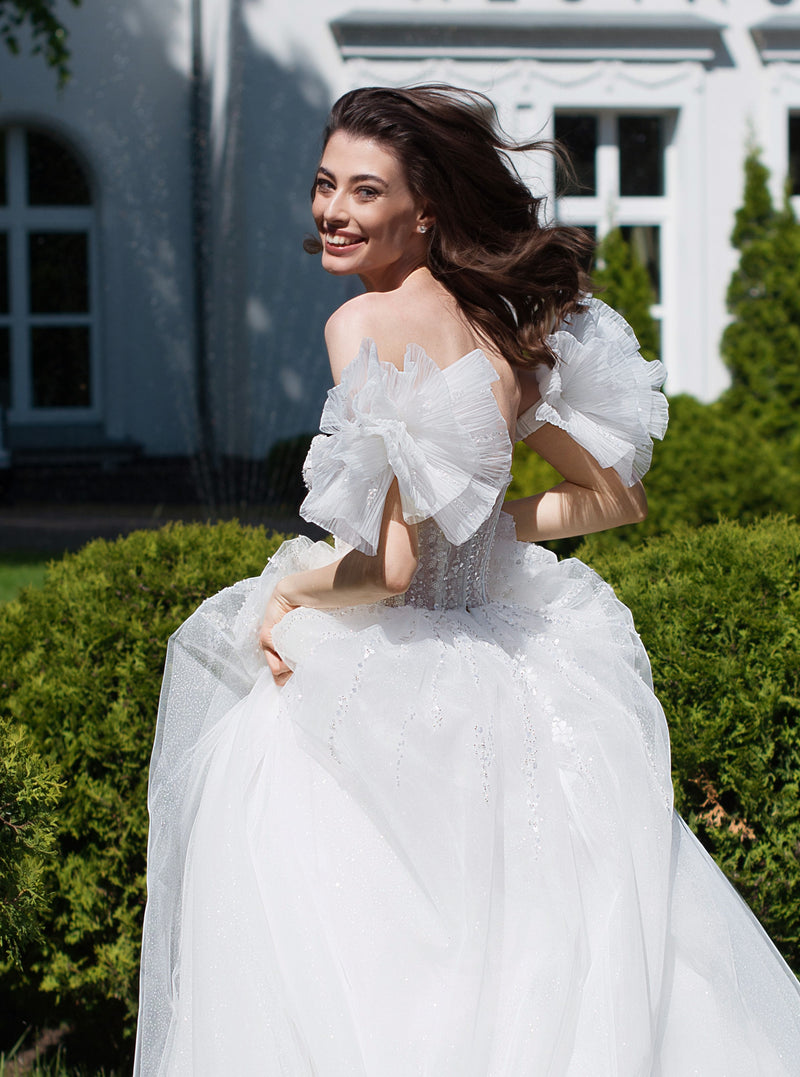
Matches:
[300,340,512,556]
[515,298,668,486]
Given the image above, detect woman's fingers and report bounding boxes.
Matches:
[259,587,298,686]
[262,637,293,685]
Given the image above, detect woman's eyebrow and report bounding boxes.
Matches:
[316,165,388,186]
[350,173,388,185]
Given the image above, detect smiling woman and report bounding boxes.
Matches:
[310,132,433,291]
[134,85,800,1077]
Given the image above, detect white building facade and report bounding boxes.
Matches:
[0,0,797,481]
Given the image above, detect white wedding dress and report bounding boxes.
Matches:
[134,301,800,1076]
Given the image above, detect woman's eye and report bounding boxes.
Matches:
[356,187,379,200]
[315,178,334,192]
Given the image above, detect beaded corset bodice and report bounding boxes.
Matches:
[387,492,506,611]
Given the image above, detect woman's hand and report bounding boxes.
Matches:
[259,584,298,686]
[257,481,418,687]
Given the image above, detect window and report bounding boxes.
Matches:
[618,116,664,197]
[554,110,672,352]
[0,127,97,419]
[619,224,661,301]
[790,113,800,197]
[555,114,597,197]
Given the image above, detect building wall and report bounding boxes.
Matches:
[0,0,797,465]
[0,0,200,456]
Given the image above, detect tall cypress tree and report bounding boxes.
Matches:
[730,147,774,249]
[592,227,660,363]
[721,148,800,436]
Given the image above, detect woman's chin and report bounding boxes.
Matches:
[321,254,361,277]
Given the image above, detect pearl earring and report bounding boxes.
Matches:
[418,224,428,234]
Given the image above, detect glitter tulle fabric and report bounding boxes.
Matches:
[134,309,800,1076]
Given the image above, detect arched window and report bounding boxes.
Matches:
[0,126,97,420]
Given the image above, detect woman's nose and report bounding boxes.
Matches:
[324,190,349,227]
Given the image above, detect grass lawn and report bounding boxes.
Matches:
[0,552,54,604]
[0,1061,115,1077]
[0,1031,118,1076]
[0,1058,116,1077]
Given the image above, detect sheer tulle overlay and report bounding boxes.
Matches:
[135,306,800,1076]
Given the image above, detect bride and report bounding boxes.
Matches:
[134,86,800,1075]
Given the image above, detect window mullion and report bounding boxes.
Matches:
[614,197,667,225]
[24,207,94,229]
[595,112,619,237]
[6,129,24,414]
[7,129,25,210]
[9,217,30,415]
[88,220,101,416]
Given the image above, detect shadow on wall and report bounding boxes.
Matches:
[35,0,349,508]
[205,3,352,480]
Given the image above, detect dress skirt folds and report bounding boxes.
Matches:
[134,302,800,1076]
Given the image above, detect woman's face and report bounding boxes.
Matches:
[312,130,430,292]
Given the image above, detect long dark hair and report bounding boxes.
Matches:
[307,84,593,369]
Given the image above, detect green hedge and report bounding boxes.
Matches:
[0,522,290,1064]
[579,516,800,971]
[0,717,61,966]
[2,516,799,1064]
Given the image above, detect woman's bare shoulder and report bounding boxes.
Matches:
[324,293,383,342]
[323,294,390,380]
[326,288,445,374]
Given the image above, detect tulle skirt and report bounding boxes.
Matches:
[134,529,800,1076]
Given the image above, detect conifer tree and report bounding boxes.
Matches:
[730,147,774,249]
[592,227,660,362]
[721,148,800,437]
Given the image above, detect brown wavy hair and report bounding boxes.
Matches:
[306,84,594,369]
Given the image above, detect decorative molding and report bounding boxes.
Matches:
[752,15,800,64]
[525,59,703,92]
[768,61,800,90]
[331,10,732,67]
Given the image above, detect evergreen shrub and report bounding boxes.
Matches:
[593,227,660,362]
[578,516,800,972]
[0,718,61,965]
[0,522,291,1063]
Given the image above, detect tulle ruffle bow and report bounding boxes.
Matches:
[301,340,512,556]
[515,298,668,486]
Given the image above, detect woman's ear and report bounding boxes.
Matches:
[417,209,435,235]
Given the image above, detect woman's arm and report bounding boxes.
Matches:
[259,478,418,683]
[504,423,648,543]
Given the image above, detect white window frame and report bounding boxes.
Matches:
[0,126,101,424]
[553,109,677,347]
[788,110,800,219]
